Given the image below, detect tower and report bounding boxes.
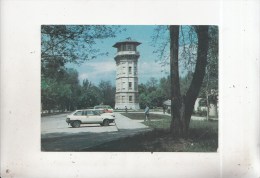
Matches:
[113,38,141,110]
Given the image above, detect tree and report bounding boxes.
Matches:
[200,26,219,119]
[63,68,81,111]
[41,25,121,111]
[98,80,116,107]
[179,71,193,96]
[169,25,210,137]
[138,77,170,109]
[41,68,81,112]
[159,76,171,99]
[79,79,102,108]
[41,25,121,65]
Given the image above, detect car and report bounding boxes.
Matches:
[66,109,115,128]
[94,109,115,118]
[94,105,114,112]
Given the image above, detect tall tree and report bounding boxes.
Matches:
[98,80,116,107]
[41,25,121,111]
[169,25,182,136]
[79,79,102,108]
[41,25,121,65]
[169,25,210,137]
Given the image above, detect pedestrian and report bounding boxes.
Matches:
[163,105,166,114]
[125,106,128,113]
[144,105,150,122]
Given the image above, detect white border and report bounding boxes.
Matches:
[1,0,259,178]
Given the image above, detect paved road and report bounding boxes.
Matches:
[41,113,151,151]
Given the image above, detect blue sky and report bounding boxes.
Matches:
[67,25,170,85]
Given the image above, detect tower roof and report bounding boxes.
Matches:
[113,37,141,48]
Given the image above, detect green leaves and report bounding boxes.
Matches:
[41,25,122,112]
[139,77,170,108]
[41,70,78,111]
[41,25,121,65]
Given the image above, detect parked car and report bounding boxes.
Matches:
[66,109,115,128]
[94,105,113,112]
[94,109,115,118]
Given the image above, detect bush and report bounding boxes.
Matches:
[196,110,207,116]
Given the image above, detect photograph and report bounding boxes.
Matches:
[41,25,219,152]
[1,0,259,177]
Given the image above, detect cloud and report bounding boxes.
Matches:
[79,73,89,81]
[78,60,116,84]
[139,61,163,74]
[83,60,115,74]
[77,59,169,85]
[138,61,169,83]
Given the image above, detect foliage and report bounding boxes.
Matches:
[41,68,80,111]
[78,79,102,109]
[151,25,218,97]
[150,25,218,137]
[98,80,116,107]
[199,26,219,98]
[41,25,121,65]
[41,73,116,112]
[138,77,170,109]
[41,25,121,112]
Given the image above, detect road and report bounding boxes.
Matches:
[41,112,151,151]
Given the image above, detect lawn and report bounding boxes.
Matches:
[83,113,218,152]
[122,113,171,129]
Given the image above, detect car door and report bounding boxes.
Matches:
[87,110,102,123]
[73,110,87,123]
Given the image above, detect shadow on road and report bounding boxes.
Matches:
[41,127,151,152]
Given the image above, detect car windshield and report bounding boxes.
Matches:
[73,111,83,116]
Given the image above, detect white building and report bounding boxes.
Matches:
[113,38,141,110]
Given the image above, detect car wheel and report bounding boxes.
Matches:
[72,121,81,128]
[103,119,109,126]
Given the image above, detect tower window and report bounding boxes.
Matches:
[122,44,126,51]
[129,82,132,90]
[128,67,132,74]
[129,96,133,102]
[126,44,133,51]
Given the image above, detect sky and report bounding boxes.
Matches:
[67,25,170,86]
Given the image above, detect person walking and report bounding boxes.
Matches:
[163,105,166,114]
[144,105,150,122]
[125,106,128,113]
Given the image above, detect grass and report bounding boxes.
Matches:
[83,113,218,152]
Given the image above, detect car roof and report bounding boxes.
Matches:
[74,109,99,111]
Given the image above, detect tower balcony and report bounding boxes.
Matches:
[115,51,140,57]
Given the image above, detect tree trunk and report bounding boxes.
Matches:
[170,25,209,137]
[169,25,183,137]
[184,26,209,128]
[206,65,210,121]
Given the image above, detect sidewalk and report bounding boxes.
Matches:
[122,111,213,121]
[114,112,150,130]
